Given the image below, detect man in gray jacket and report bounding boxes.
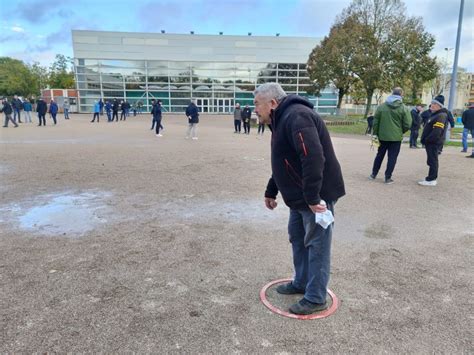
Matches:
[233,103,242,133]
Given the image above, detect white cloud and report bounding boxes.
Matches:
[11,26,25,33]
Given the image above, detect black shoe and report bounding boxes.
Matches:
[467,155,474,158]
[276,282,305,295]
[289,298,328,315]
[385,178,394,184]
[369,174,376,180]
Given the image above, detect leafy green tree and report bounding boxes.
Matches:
[29,62,49,96]
[48,54,75,88]
[307,16,359,110]
[0,57,37,97]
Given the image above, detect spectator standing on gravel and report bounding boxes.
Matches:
[185,99,199,140]
[49,99,58,125]
[112,99,119,121]
[369,87,412,184]
[63,99,70,119]
[365,113,374,135]
[23,99,33,123]
[152,100,163,137]
[257,114,266,135]
[242,104,252,134]
[1,98,18,128]
[233,103,242,133]
[105,100,112,121]
[418,96,448,186]
[409,104,424,148]
[120,100,127,121]
[99,99,104,116]
[12,95,23,123]
[254,83,345,315]
[461,104,474,158]
[91,100,100,123]
[36,98,47,126]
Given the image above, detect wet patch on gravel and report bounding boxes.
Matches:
[0,190,112,237]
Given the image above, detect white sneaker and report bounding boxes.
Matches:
[158,134,163,137]
[185,136,190,139]
[192,137,198,140]
[418,180,437,186]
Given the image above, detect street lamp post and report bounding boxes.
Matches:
[442,47,453,95]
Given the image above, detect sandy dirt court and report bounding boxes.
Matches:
[0,113,472,352]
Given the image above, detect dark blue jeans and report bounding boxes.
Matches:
[371,140,402,179]
[288,203,334,304]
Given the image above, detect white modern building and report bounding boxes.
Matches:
[72,30,338,113]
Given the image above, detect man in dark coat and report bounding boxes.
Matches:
[409,104,424,148]
[36,98,47,126]
[419,95,448,186]
[254,83,345,315]
[112,99,119,121]
[152,100,163,137]
[1,98,19,127]
[461,104,474,157]
[185,99,199,140]
[11,95,23,123]
[242,104,252,134]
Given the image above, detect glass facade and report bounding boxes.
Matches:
[75,59,338,114]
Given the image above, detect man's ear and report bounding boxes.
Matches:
[271,98,278,109]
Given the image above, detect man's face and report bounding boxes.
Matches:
[416,105,423,112]
[254,94,277,124]
[430,103,441,112]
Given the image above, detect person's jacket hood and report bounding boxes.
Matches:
[272,94,313,127]
[385,95,403,108]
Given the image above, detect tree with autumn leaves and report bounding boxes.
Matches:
[307,0,438,117]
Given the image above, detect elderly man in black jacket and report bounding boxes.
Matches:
[419,96,448,186]
[254,83,345,315]
[36,98,47,126]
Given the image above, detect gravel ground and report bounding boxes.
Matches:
[0,113,472,353]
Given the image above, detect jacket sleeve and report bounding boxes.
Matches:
[265,176,279,199]
[425,114,446,144]
[462,111,466,126]
[402,108,412,133]
[373,108,381,136]
[447,111,455,128]
[289,112,325,206]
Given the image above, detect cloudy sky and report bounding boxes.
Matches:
[0,0,472,71]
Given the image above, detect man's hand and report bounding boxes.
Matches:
[265,197,278,210]
[309,203,327,214]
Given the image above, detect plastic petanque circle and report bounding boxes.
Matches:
[260,278,339,320]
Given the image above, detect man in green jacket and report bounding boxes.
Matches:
[369,87,412,184]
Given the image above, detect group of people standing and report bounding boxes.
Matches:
[1,95,62,127]
[369,88,473,187]
[233,103,265,135]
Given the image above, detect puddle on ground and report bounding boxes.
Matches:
[1,191,111,237]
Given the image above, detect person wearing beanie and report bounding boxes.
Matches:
[461,104,474,157]
[432,95,455,155]
[418,96,448,186]
[369,87,412,184]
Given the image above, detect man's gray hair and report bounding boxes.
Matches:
[254,83,287,102]
[392,87,403,96]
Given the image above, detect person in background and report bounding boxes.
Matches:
[49,99,58,125]
[233,103,242,133]
[91,100,100,123]
[112,99,119,121]
[257,114,265,135]
[242,104,252,134]
[461,104,474,158]
[120,100,127,121]
[409,104,424,148]
[1,98,18,128]
[152,100,163,137]
[365,112,374,135]
[99,98,104,116]
[36,97,47,126]
[23,99,33,123]
[185,99,199,140]
[63,99,70,119]
[12,95,23,123]
[105,100,112,122]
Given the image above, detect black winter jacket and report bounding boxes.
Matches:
[1,102,13,115]
[410,109,421,130]
[185,103,199,123]
[462,108,474,130]
[242,107,252,122]
[11,98,23,110]
[265,95,345,210]
[36,100,47,115]
[421,108,448,146]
